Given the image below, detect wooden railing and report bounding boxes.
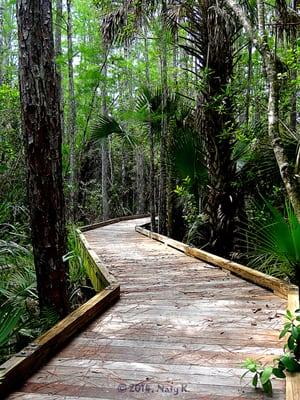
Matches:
[136,223,300,400]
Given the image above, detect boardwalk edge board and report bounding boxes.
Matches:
[286,286,300,400]
[0,217,159,397]
[80,213,150,233]
[135,223,300,400]
[76,214,149,290]
[0,285,120,398]
[135,224,298,299]
[1,215,298,399]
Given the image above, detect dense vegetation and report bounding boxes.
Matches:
[0,0,299,361]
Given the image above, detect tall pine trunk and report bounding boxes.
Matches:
[17,0,69,318]
[158,0,168,235]
[257,0,300,222]
[245,42,252,126]
[144,27,156,230]
[0,1,3,85]
[101,57,109,220]
[167,30,180,238]
[67,0,77,220]
[55,0,64,137]
[289,30,297,133]
[136,147,145,214]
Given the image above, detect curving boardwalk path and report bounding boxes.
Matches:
[8,218,286,399]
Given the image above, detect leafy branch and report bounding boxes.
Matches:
[242,309,300,395]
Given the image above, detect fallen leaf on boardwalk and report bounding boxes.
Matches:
[252,308,262,313]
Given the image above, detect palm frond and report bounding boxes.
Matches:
[275,0,300,39]
[245,201,300,281]
[101,0,158,45]
[0,264,37,309]
[0,307,22,347]
[173,130,207,183]
[90,115,123,141]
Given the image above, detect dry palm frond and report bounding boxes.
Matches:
[101,0,159,45]
[275,0,300,39]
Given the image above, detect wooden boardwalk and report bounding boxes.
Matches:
[8,218,286,399]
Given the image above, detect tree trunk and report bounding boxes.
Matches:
[16,0,69,318]
[173,30,178,87]
[144,26,156,230]
[149,122,156,230]
[2,1,15,84]
[257,0,300,222]
[159,0,168,235]
[108,136,114,187]
[289,31,297,133]
[136,147,145,214]
[55,0,64,138]
[245,42,252,126]
[101,57,109,220]
[0,1,3,86]
[186,1,238,256]
[67,0,77,220]
[167,29,180,238]
[121,145,126,213]
[101,140,109,220]
[225,0,300,222]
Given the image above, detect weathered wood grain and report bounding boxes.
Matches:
[80,214,150,232]
[1,286,120,398]
[6,217,288,399]
[135,225,297,299]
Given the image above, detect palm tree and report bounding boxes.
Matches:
[178,0,239,256]
[101,0,171,234]
[90,86,196,236]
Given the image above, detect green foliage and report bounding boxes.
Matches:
[65,226,97,304]
[242,309,300,394]
[171,107,206,186]
[91,115,124,140]
[174,177,206,244]
[245,201,300,282]
[242,359,274,395]
[125,86,182,135]
[0,84,24,211]
[65,226,88,286]
[0,308,22,348]
[0,259,39,363]
[0,218,92,363]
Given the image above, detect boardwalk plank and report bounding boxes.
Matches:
[7,218,286,399]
